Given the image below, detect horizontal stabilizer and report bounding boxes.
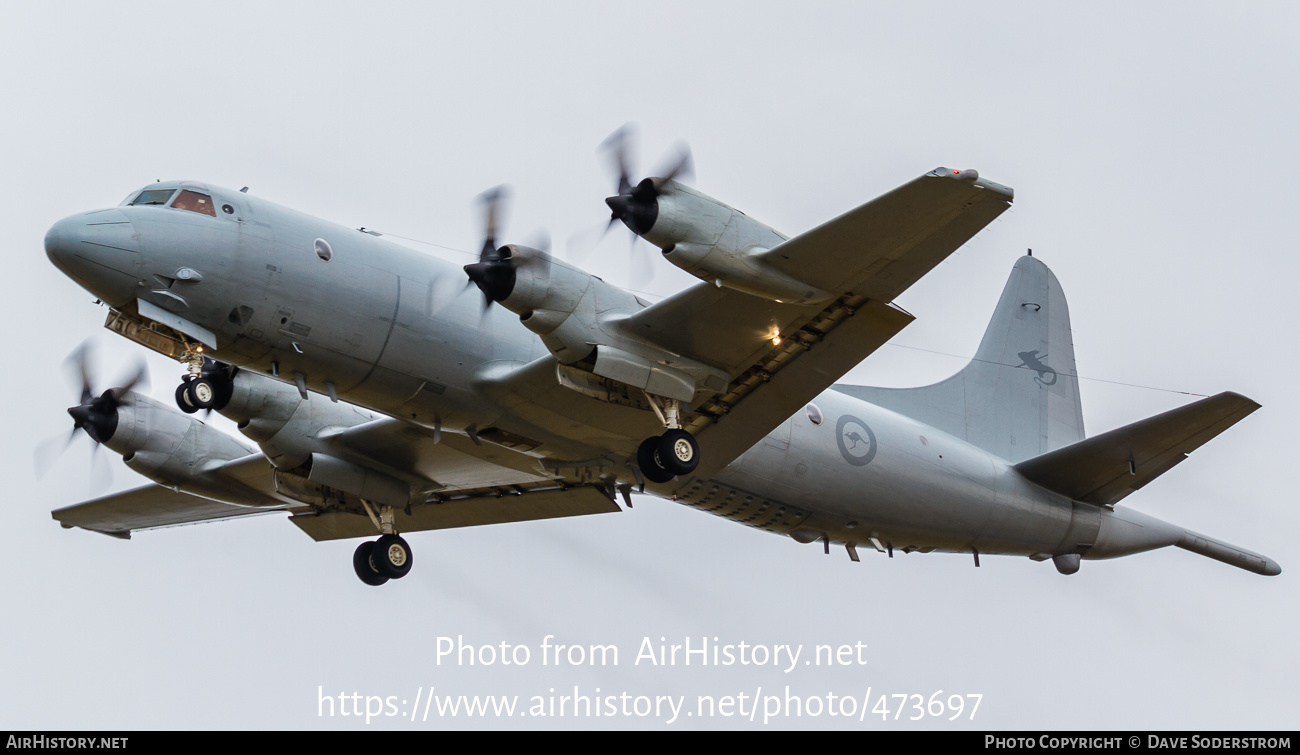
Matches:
[1014,392,1260,506]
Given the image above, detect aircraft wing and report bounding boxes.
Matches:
[627,168,1013,478]
[52,422,619,542]
[756,168,1014,302]
[630,168,1012,377]
[52,483,286,539]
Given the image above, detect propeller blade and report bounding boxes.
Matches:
[516,231,553,280]
[477,185,510,263]
[115,357,150,400]
[33,427,79,479]
[630,243,656,288]
[654,142,694,186]
[427,270,474,317]
[89,441,113,494]
[64,341,94,404]
[600,124,635,196]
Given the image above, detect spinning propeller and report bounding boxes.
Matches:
[462,186,550,312]
[601,123,693,238]
[36,343,148,487]
[565,124,694,285]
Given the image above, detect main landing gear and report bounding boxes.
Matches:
[352,501,414,587]
[636,395,700,484]
[353,534,414,586]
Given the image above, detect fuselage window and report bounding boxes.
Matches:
[171,190,217,217]
[131,189,177,206]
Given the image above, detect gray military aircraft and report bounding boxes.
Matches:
[42,137,1280,584]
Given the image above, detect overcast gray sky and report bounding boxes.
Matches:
[2,1,1296,730]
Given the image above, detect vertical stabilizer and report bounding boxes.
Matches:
[835,255,1085,463]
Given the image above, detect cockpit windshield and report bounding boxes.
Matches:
[171,190,216,217]
[130,189,176,206]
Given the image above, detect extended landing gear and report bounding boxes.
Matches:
[174,357,235,414]
[352,535,414,587]
[637,428,700,484]
[636,394,701,484]
[351,501,414,586]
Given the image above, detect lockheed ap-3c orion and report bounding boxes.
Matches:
[43,131,1280,585]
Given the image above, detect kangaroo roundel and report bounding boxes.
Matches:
[836,415,878,466]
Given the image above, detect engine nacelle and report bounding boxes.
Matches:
[218,369,378,468]
[642,183,831,305]
[99,393,278,507]
[220,368,307,442]
[108,394,254,478]
[495,245,646,364]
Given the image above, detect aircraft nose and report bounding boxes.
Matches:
[45,210,142,306]
[44,214,79,270]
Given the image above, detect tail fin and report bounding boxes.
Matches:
[835,254,1084,463]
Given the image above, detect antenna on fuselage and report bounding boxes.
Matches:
[240,187,249,193]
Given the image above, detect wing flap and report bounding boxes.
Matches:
[1014,392,1260,506]
[324,417,557,489]
[288,485,619,541]
[684,299,915,480]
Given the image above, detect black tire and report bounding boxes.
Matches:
[189,378,218,409]
[352,541,389,586]
[199,358,236,411]
[372,534,413,579]
[637,436,675,484]
[656,429,699,475]
[175,381,199,414]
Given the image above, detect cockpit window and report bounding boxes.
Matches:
[131,189,177,206]
[171,190,216,217]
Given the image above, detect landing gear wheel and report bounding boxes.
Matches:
[637,436,676,484]
[372,534,413,579]
[352,541,390,586]
[656,429,699,475]
[175,379,199,414]
[188,378,217,410]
